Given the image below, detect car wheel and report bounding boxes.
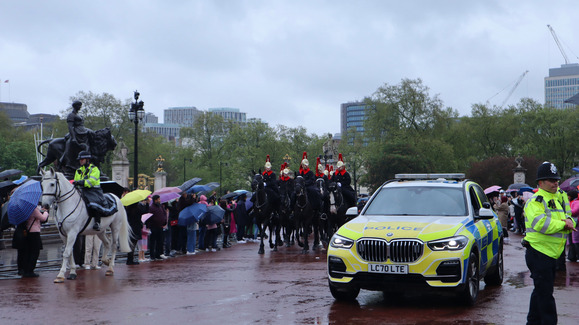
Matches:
[329,280,360,301]
[460,251,479,305]
[484,244,503,286]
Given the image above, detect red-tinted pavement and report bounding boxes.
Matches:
[1,234,579,324]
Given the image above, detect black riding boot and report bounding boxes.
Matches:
[93,214,101,231]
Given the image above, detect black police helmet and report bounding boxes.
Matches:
[77,151,92,160]
[536,161,560,181]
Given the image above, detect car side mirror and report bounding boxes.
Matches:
[346,206,358,217]
[477,207,495,220]
[482,202,491,209]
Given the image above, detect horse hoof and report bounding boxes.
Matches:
[105,270,114,276]
[269,243,275,249]
[54,277,65,283]
[102,259,110,266]
[258,247,265,254]
[301,249,309,254]
[67,274,77,280]
[273,246,278,252]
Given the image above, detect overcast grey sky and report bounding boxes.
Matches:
[1,1,578,135]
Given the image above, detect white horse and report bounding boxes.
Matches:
[40,168,131,283]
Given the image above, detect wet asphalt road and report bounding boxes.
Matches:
[1,232,579,325]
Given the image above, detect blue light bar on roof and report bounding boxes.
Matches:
[395,173,465,180]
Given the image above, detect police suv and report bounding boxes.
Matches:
[327,174,504,304]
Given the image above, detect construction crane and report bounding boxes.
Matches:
[547,24,570,64]
[500,70,528,108]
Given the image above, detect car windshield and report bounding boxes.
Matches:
[364,186,467,216]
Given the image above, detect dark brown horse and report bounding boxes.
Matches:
[251,173,280,254]
[294,176,321,253]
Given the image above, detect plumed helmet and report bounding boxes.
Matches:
[301,151,309,167]
[283,168,290,175]
[536,161,560,181]
[77,151,92,160]
[265,155,272,169]
[316,157,323,173]
[336,153,344,168]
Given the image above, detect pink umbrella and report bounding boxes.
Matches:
[484,185,502,195]
[151,191,181,204]
[141,213,153,223]
[154,187,181,195]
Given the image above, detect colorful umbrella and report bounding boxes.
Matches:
[187,184,212,194]
[141,213,153,223]
[560,176,579,192]
[178,203,207,225]
[121,189,152,206]
[156,191,180,203]
[179,177,202,192]
[7,180,42,225]
[484,185,502,195]
[0,169,22,180]
[206,205,225,224]
[154,186,181,195]
[12,175,28,185]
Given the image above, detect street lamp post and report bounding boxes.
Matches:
[128,90,145,190]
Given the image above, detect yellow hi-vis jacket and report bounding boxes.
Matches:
[524,188,575,259]
[74,164,101,188]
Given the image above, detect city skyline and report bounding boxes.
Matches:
[2,2,579,135]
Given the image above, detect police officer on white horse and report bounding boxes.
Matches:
[73,151,114,231]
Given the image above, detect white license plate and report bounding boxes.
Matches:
[368,264,408,274]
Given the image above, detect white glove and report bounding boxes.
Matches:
[338,182,342,187]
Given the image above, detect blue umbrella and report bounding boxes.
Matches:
[12,175,28,185]
[206,205,225,224]
[518,187,535,194]
[187,184,212,194]
[178,203,207,225]
[7,180,42,225]
[245,193,253,211]
[179,177,202,192]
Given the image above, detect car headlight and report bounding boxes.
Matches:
[330,234,354,249]
[427,236,468,251]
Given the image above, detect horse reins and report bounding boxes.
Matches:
[42,175,85,236]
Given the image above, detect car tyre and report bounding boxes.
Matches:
[460,251,479,306]
[484,243,503,286]
[329,280,360,301]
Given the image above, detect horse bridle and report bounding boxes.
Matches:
[253,175,268,210]
[42,174,84,236]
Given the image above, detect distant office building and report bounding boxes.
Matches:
[144,112,158,124]
[143,123,182,141]
[545,63,579,109]
[0,102,29,123]
[340,101,370,145]
[208,107,246,124]
[164,106,202,126]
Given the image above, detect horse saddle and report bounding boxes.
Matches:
[86,193,118,217]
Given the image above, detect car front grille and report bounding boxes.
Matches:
[357,239,423,263]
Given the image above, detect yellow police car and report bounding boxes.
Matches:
[327,174,503,304]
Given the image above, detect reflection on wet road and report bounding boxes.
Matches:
[0,233,578,324]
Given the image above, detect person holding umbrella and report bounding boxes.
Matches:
[21,205,49,277]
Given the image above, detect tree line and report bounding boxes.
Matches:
[1,79,577,195]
